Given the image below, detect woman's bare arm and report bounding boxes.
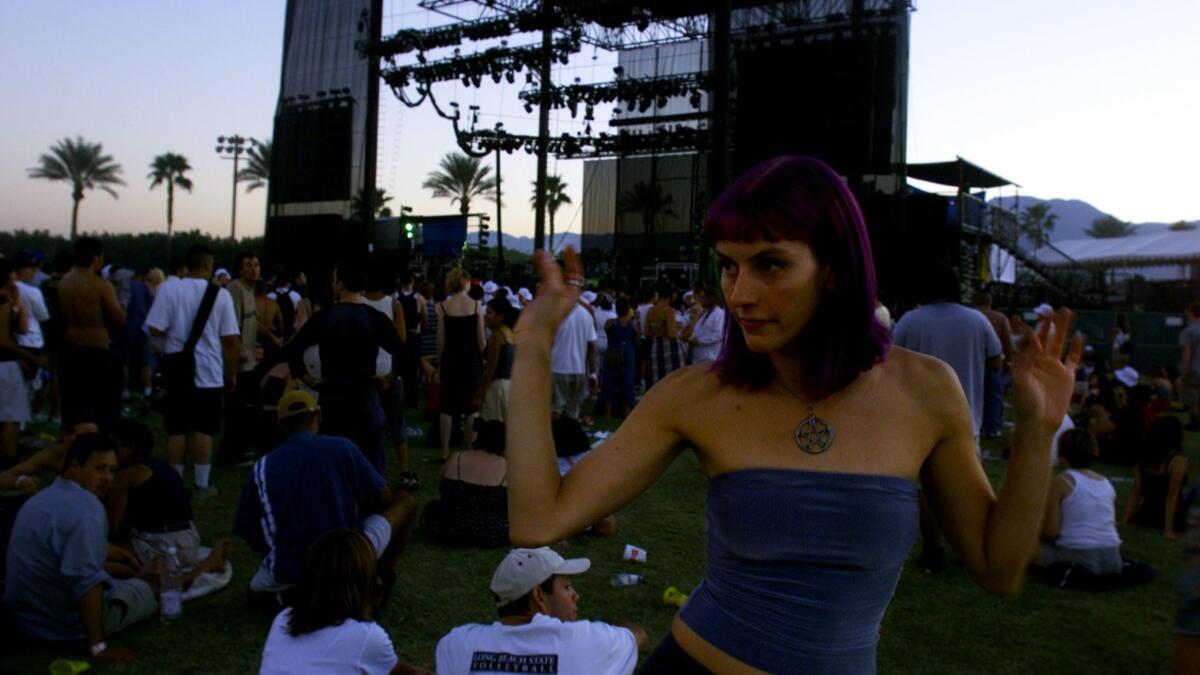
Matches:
[435,302,445,356]
[507,249,686,545]
[923,311,1081,595]
[1040,476,1068,541]
[1121,467,1142,524]
[392,299,407,340]
[475,331,504,406]
[476,305,486,352]
[1165,455,1188,538]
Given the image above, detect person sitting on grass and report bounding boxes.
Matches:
[105,419,233,572]
[260,529,433,675]
[435,547,647,675]
[1122,415,1189,539]
[1036,429,1124,576]
[421,419,509,548]
[233,390,418,614]
[5,435,150,664]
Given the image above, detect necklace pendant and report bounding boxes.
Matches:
[794,414,834,455]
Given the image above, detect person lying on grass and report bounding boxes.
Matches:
[0,421,97,493]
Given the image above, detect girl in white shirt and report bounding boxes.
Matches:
[1038,429,1123,575]
[260,530,430,675]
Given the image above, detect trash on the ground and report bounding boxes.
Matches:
[623,544,647,563]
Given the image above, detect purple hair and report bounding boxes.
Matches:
[704,156,891,399]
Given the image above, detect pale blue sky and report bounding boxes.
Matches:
[1,0,1197,242]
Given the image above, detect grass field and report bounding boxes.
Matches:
[4,399,1193,674]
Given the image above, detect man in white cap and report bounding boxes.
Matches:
[436,547,645,674]
[482,280,499,304]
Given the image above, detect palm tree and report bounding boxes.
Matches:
[1018,202,1057,251]
[1169,220,1196,232]
[351,187,394,218]
[237,138,271,192]
[530,174,572,251]
[618,181,675,240]
[1085,215,1136,238]
[148,152,193,257]
[28,136,125,240]
[421,152,497,218]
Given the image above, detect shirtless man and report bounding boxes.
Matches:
[57,237,125,432]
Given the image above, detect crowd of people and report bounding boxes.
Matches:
[0,154,1197,672]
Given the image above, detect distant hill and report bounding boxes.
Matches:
[493,232,580,254]
[987,196,1191,242]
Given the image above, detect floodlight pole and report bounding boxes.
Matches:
[532,5,552,252]
[215,134,253,240]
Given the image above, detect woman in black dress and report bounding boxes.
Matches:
[436,268,485,460]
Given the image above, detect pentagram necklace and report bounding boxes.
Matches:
[775,379,835,454]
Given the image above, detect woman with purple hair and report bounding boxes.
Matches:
[506,156,1081,673]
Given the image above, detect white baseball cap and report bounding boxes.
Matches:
[482,280,499,294]
[1115,366,1139,388]
[581,290,597,304]
[490,547,590,606]
[517,287,533,301]
[1033,303,1054,317]
[214,268,230,279]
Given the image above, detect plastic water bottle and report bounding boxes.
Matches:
[610,573,644,587]
[159,546,183,623]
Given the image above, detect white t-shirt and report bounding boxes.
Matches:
[436,613,637,675]
[551,305,596,375]
[364,295,395,377]
[689,306,726,364]
[144,278,239,388]
[260,608,398,675]
[15,280,49,349]
[592,308,617,352]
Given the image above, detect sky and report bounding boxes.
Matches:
[1,0,1198,243]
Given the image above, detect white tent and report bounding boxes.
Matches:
[1036,230,1200,268]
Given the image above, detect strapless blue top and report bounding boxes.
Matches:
[677,469,919,674]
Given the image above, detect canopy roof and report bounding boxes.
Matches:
[907,157,1017,190]
[1036,231,1200,268]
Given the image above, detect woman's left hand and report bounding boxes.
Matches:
[1010,308,1084,435]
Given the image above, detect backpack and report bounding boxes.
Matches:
[397,291,420,334]
[276,290,296,340]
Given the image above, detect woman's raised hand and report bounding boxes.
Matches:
[513,246,584,343]
[1011,308,1084,435]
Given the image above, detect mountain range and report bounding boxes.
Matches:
[987,196,1194,242]
[490,232,581,255]
[496,198,1193,252]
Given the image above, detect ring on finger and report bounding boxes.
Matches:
[565,279,585,288]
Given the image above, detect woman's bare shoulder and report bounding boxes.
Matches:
[883,346,959,387]
[644,364,724,405]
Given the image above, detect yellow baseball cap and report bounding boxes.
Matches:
[276,390,320,420]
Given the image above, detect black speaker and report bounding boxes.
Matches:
[270,104,354,204]
[733,27,899,177]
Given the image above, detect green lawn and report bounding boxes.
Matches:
[5,402,1192,674]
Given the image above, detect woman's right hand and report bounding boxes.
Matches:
[514,246,584,344]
